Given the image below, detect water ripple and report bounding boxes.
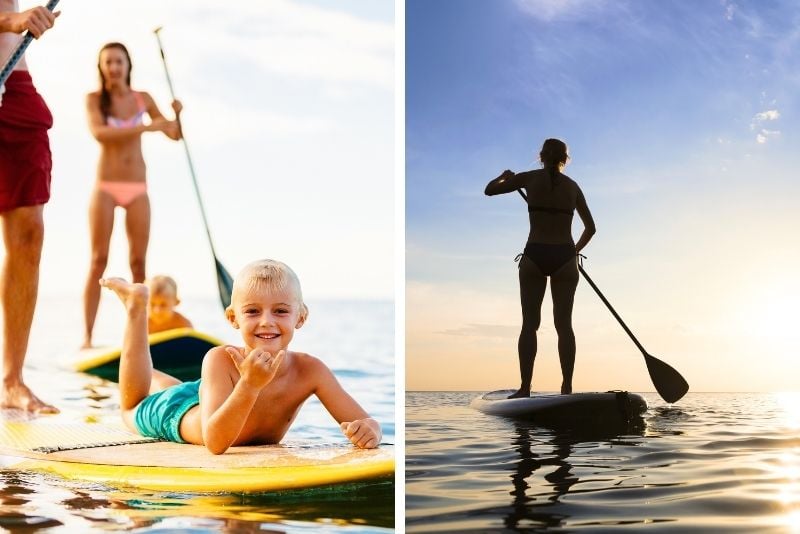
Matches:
[407,391,800,532]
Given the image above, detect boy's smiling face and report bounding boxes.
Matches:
[227,285,306,353]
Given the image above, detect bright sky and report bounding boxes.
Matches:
[9,0,394,300]
[406,0,800,393]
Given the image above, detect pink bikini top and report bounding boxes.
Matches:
[106,91,146,128]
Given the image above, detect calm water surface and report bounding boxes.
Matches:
[1,297,394,533]
[407,391,800,532]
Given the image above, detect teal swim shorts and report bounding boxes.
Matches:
[133,379,201,443]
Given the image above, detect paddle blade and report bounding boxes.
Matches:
[215,258,234,310]
[644,353,689,403]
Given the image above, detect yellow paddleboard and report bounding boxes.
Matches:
[0,410,394,493]
[72,328,222,382]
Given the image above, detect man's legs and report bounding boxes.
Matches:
[0,204,57,413]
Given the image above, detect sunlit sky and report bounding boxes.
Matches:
[7,0,393,302]
[406,0,800,393]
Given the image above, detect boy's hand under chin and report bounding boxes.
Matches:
[225,347,285,390]
[340,418,382,449]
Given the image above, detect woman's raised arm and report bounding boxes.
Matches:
[485,170,527,196]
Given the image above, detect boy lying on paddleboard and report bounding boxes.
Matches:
[101,259,382,454]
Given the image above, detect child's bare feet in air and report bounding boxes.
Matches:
[99,278,149,310]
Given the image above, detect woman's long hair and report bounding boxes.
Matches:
[539,138,569,190]
[97,42,132,123]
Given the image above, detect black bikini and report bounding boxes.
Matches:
[521,242,576,275]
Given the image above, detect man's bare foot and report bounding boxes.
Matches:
[561,383,572,395]
[507,388,531,399]
[1,381,59,414]
[99,278,148,310]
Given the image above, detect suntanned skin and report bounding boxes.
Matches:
[147,290,193,333]
[102,278,381,455]
[0,0,58,413]
[0,1,59,67]
[81,45,182,348]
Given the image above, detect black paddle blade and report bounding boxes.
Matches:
[215,258,234,310]
[644,353,689,403]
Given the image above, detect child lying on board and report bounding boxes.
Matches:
[101,259,381,454]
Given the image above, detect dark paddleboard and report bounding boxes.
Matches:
[471,389,647,427]
[72,328,223,382]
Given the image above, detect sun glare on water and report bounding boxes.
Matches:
[770,393,800,531]
[776,393,800,431]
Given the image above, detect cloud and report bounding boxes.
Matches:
[723,1,736,21]
[169,0,394,90]
[756,129,781,144]
[754,109,780,121]
[751,109,781,144]
[437,324,520,338]
[512,0,607,22]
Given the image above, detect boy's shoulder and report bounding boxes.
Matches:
[202,345,236,368]
[287,350,324,369]
[286,351,334,377]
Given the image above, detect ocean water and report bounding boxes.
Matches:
[406,391,800,533]
[1,295,395,533]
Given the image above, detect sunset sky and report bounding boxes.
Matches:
[406,0,800,393]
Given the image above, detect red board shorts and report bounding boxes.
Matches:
[0,71,53,213]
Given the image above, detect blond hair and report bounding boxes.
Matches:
[147,275,179,298]
[231,259,307,316]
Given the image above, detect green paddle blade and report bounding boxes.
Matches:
[644,353,689,403]
[215,258,233,310]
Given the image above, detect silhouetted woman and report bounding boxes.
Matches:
[485,138,595,398]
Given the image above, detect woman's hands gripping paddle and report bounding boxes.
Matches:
[225,347,285,391]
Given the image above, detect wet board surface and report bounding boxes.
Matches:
[0,409,394,493]
[71,328,222,382]
[471,389,648,426]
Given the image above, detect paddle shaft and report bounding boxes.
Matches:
[576,264,649,353]
[153,28,219,260]
[0,0,59,87]
[153,27,233,309]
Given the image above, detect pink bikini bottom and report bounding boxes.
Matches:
[97,181,147,207]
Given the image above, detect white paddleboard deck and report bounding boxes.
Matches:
[471,389,647,425]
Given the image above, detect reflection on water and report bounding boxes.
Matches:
[0,479,393,532]
[407,391,800,533]
[505,423,581,530]
[504,418,668,531]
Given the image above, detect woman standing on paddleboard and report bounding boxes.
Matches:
[485,138,595,398]
[82,42,182,348]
